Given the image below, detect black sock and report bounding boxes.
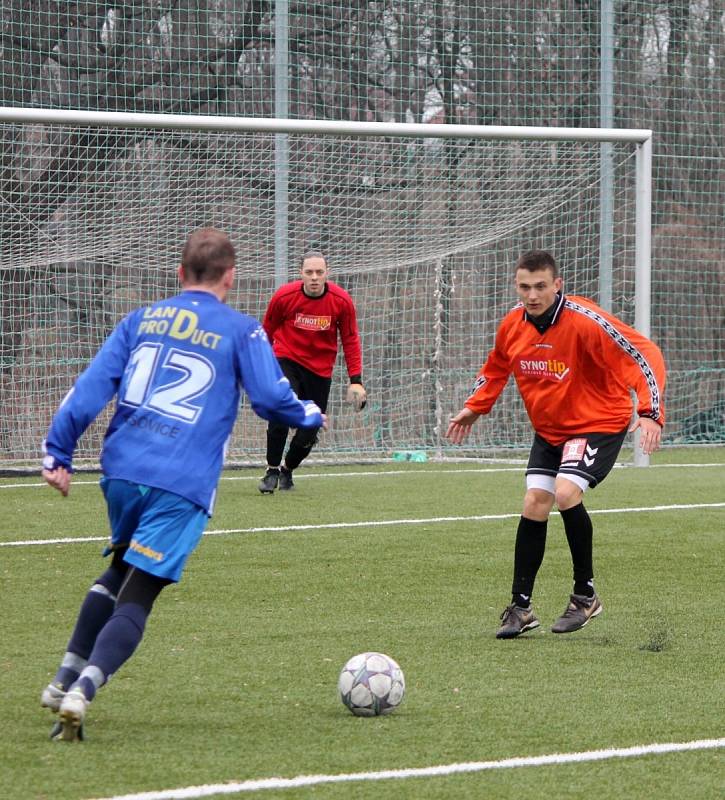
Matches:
[559,503,595,596]
[511,516,548,606]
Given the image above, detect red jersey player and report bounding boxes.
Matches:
[258,251,365,493]
[447,250,666,639]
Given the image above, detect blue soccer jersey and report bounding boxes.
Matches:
[43,290,323,513]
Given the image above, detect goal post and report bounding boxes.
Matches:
[0,106,652,469]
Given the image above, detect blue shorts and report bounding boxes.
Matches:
[100,478,209,583]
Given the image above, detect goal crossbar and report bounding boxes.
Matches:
[0,106,651,143]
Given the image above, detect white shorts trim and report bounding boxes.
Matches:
[557,473,590,492]
[526,473,590,494]
[526,474,555,494]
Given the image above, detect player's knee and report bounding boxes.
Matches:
[116,567,170,613]
[554,483,583,511]
[523,488,554,519]
[295,428,319,450]
[95,552,129,596]
[94,566,125,598]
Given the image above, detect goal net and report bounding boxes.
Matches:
[0,112,648,468]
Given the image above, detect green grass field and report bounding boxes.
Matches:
[2,447,724,799]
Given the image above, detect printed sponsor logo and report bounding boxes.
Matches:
[294,313,332,331]
[128,414,180,439]
[562,438,587,462]
[129,538,164,562]
[518,358,570,381]
[137,307,223,350]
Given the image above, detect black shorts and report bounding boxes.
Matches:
[526,429,628,489]
[277,358,332,413]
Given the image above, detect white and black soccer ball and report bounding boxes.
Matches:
[338,652,405,716]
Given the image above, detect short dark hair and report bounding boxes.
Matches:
[181,228,235,283]
[515,250,559,278]
[299,250,328,268]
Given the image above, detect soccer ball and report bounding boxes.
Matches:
[338,652,405,716]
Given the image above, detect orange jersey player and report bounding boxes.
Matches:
[465,292,665,446]
[447,249,666,640]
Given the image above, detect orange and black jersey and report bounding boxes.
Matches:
[262,280,362,379]
[465,293,666,446]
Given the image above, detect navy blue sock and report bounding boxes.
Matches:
[85,602,150,684]
[66,587,117,658]
[55,567,125,689]
[55,666,81,691]
[75,675,98,702]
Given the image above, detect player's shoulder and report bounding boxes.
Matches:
[213,301,260,329]
[274,280,303,299]
[181,292,261,334]
[326,281,355,303]
[500,301,524,326]
[562,295,637,340]
[565,294,599,310]
[564,294,612,323]
[214,306,267,346]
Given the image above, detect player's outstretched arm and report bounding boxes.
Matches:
[239,324,324,429]
[629,416,663,456]
[446,407,481,444]
[42,465,72,497]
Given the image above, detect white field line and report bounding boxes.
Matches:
[1,466,522,489]
[2,461,724,490]
[2,502,724,548]
[86,737,725,800]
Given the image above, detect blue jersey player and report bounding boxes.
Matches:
[40,228,325,741]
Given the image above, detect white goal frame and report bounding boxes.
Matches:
[0,107,653,466]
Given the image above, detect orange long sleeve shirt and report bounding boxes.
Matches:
[465,294,666,445]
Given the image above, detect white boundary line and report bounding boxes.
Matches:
[1,461,724,490]
[2,502,724,548]
[87,737,725,799]
[0,466,522,489]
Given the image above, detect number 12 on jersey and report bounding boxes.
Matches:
[121,342,216,423]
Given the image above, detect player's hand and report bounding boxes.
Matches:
[320,413,328,431]
[42,466,72,497]
[629,416,662,455]
[446,408,480,444]
[346,383,367,411]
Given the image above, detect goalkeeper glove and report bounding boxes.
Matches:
[346,382,367,411]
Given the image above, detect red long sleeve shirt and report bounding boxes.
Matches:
[465,294,666,445]
[262,280,362,379]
